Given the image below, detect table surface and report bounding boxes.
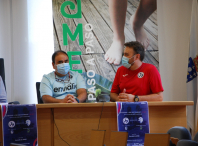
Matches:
[36,101,194,108]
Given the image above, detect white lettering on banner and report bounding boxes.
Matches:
[87,70,95,78]
[85,40,94,47]
[85,23,94,54]
[88,94,95,100]
[86,58,95,66]
[84,23,96,101]
[86,47,94,54]
[87,79,96,85]
[85,23,93,31]
[88,86,96,94]
[85,32,93,39]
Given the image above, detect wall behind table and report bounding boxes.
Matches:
[0,0,54,104]
[158,0,193,101]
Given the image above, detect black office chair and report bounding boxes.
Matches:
[0,58,6,90]
[167,126,192,146]
[36,82,43,104]
[177,140,198,146]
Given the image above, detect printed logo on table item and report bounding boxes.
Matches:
[123,117,129,124]
[187,57,197,82]
[138,117,143,123]
[54,83,77,92]
[138,72,144,78]
[26,119,31,126]
[123,74,128,77]
[11,130,14,134]
[8,121,15,128]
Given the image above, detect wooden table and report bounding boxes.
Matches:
[34,101,193,146]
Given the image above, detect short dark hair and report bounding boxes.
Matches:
[52,50,68,63]
[124,41,145,61]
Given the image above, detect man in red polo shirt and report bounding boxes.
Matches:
[110,41,163,102]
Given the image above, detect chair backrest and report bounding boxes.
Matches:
[177,140,198,146]
[167,126,192,140]
[36,82,43,104]
[144,133,170,146]
[109,131,128,146]
[89,130,106,146]
[0,58,6,89]
[194,132,198,142]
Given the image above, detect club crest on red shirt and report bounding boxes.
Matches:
[138,72,144,78]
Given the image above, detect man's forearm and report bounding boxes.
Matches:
[77,92,87,103]
[42,95,63,103]
[76,88,87,103]
[138,92,163,101]
[110,93,119,102]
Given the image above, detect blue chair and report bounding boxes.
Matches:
[177,140,198,146]
[194,132,198,142]
[167,126,192,146]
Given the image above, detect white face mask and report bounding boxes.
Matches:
[121,55,135,68]
[56,63,70,75]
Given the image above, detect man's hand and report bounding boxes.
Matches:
[170,137,179,145]
[118,89,135,102]
[61,94,78,103]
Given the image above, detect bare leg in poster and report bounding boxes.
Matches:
[105,0,157,65]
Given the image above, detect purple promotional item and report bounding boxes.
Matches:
[2,104,38,146]
[116,102,149,146]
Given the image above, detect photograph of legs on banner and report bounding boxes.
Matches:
[52,0,159,84]
[105,0,157,65]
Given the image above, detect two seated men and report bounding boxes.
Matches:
[40,41,163,103]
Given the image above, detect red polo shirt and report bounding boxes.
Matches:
[111,63,164,95]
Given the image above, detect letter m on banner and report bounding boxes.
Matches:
[63,23,83,46]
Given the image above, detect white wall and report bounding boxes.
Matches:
[27,0,55,103]
[0,0,54,104]
[158,0,193,101]
[12,0,30,103]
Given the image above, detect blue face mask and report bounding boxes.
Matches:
[122,55,135,68]
[56,63,70,75]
